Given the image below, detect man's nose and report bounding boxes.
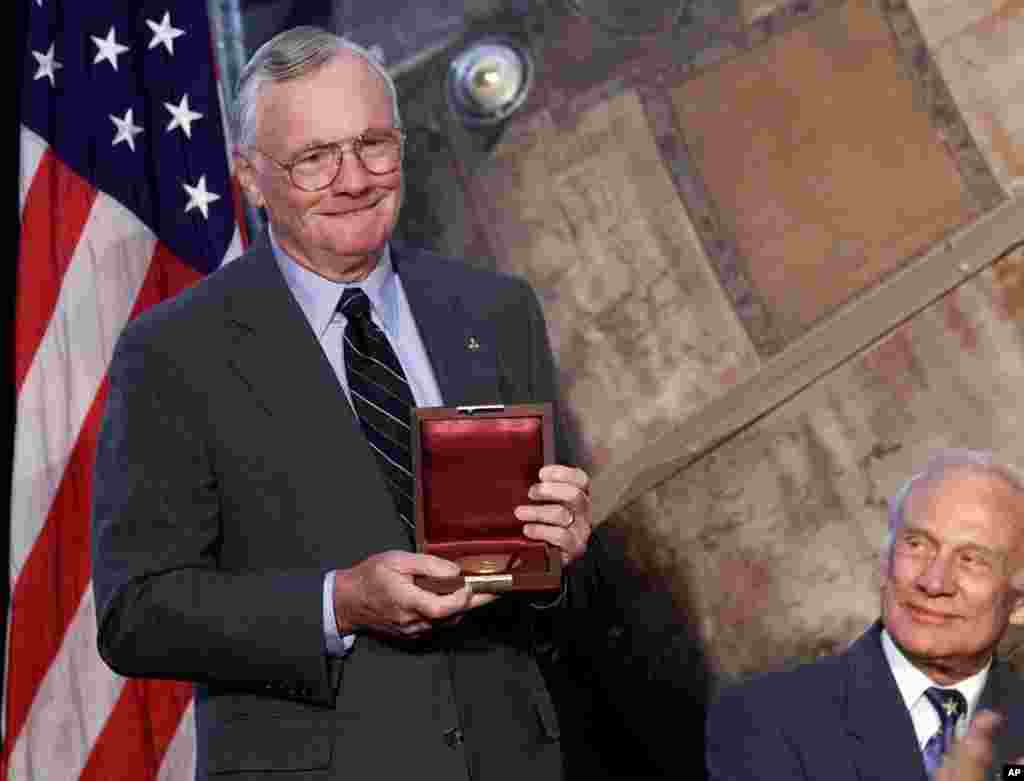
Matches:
[331,150,373,194]
[915,553,956,596]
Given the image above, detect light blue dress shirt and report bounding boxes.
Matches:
[270,232,443,655]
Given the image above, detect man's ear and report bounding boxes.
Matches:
[1007,581,1024,630]
[233,152,265,209]
[1009,568,1024,626]
[1009,599,1024,626]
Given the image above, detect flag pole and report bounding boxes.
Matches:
[208,0,264,240]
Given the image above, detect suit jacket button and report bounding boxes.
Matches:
[443,727,464,748]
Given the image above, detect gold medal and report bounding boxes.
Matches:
[457,553,524,575]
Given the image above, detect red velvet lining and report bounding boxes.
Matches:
[420,416,543,542]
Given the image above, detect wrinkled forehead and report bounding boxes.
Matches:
[904,468,1024,548]
[254,51,395,143]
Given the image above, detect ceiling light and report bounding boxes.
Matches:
[447,37,533,126]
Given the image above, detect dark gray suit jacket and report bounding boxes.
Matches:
[706,621,1024,781]
[92,237,570,780]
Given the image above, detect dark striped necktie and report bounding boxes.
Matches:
[922,687,967,778]
[338,287,415,536]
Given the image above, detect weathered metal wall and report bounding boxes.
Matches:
[420,0,1024,678]
[615,242,1024,678]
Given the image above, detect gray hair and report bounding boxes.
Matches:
[232,26,401,150]
[885,448,1024,552]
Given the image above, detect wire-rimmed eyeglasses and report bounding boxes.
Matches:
[253,127,405,192]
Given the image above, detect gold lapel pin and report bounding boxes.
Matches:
[467,336,481,351]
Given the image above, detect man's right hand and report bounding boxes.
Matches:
[933,710,1016,781]
[332,551,497,639]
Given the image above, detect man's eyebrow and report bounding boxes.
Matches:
[904,525,1009,561]
[289,128,396,156]
[897,524,933,540]
[958,542,1007,561]
[290,139,335,155]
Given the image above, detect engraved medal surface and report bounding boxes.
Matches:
[457,552,524,574]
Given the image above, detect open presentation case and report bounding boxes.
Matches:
[412,403,561,594]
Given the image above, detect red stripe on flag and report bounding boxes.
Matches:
[15,151,97,393]
[2,384,106,775]
[3,243,205,776]
[79,678,193,781]
[131,241,204,314]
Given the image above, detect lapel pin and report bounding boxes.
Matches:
[466,336,481,352]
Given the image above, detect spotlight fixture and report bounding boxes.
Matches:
[447,37,533,126]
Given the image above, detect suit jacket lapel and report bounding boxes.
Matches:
[222,239,354,426]
[843,622,930,781]
[219,241,409,552]
[393,243,501,406]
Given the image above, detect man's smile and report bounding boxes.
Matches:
[318,194,387,218]
[903,600,958,624]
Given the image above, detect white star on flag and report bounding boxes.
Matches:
[164,94,204,138]
[14,1,244,778]
[32,44,62,86]
[110,108,144,152]
[91,27,130,71]
[146,11,185,55]
[183,175,221,219]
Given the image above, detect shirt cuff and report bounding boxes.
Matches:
[324,570,356,656]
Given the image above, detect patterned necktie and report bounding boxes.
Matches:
[922,687,967,778]
[338,288,415,536]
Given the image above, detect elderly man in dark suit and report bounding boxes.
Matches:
[707,449,1024,780]
[91,26,593,781]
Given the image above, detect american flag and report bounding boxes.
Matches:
[7,1,245,777]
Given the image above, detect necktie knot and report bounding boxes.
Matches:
[924,687,966,731]
[338,287,371,321]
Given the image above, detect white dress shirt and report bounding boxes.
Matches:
[880,627,990,750]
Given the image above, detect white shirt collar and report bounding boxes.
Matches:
[880,627,990,745]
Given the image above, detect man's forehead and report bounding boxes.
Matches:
[905,468,1024,543]
[255,54,393,147]
[304,51,390,101]
[913,466,1023,506]
[266,55,383,102]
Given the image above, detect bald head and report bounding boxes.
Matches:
[888,451,1024,561]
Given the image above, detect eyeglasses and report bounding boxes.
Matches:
[253,128,405,192]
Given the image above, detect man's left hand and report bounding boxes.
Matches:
[515,464,591,565]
